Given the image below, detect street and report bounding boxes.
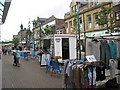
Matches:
[2,54,63,88]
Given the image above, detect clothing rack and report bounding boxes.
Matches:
[85,34,120,59]
[65,60,99,88]
[84,33,120,88]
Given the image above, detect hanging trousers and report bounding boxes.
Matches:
[100,41,111,69]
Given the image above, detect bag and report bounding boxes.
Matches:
[105,77,119,88]
[39,50,43,56]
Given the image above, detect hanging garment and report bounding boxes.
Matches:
[76,65,82,88]
[85,71,88,88]
[66,63,72,77]
[115,41,120,59]
[88,68,92,88]
[86,39,100,61]
[118,60,120,70]
[96,65,106,81]
[109,41,116,59]
[109,59,117,79]
[100,41,111,69]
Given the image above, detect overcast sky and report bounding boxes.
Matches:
[1,0,72,41]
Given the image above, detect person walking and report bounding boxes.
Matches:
[39,47,44,63]
[8,47,11,55]
[14,48,21,67]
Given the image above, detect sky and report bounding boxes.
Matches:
[1,0,72,41]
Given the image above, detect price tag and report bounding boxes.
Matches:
[86,55,97,62]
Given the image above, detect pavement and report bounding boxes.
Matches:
[2,53,120,89]
[2,54,63,88]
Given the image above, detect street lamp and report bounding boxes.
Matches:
[37,17,41,49]
[32,20,36,51]
[20,24,23,48]
[76,1,81,60]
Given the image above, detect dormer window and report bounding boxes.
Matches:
[72,7,74,14]
[92,0,94,6]
[96,0,100,4]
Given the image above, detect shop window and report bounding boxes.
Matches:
[116,11,120,20]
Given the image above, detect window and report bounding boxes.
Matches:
[56,30,63,34]
[92,0,94,6]
[60,30,63,34]
[94,13,98,27]
[116,11,120,20]
[88,15,91,23]
[57,31,59,34]
[72,7,74,13]
[75,5,78,12]
[69,21,72,31]
[87,15,92,28]
[37,32,39,37]
[79,18,82,29]
[66,23,68,33]
[96,0,100,4]
[94,13,98,22]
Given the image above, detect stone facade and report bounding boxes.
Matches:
[18,28,27,42]
[113,3,120,28]
[64,0,112,34]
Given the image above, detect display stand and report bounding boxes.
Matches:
[41,54,51,66]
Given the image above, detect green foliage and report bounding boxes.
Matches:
[72,11,78,34]
[96,6,115,33]
[26,29,32,40]
[12,38,19,46]
[43,25,54,36]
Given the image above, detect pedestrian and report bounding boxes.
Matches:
[2,46,5,54]
[14,48,21,67]
[39,47,44,63]
[8,47,11,55]
[4,47,7,55]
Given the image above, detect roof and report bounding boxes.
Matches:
[43,15,56,25]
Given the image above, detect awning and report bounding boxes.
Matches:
[29,40,33,43]
[20,41,26,44]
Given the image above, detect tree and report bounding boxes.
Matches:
[26,29,32,49]
[96,6,116,33]
[72,11,78,34]
[44,25,54,36]
[12,38,19,46]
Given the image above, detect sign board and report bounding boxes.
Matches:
[86,55,97,62]
[41,54,51,65]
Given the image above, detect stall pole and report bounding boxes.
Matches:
[76,2,81,59]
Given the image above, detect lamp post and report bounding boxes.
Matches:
[20,24,23,48]
[28,19,31,50]
[76,1,81,60]
[37,17,41,49]
[32,20,36,51]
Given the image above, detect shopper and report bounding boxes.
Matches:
[8,47,11,55]
[39,47,44,63]
[14,48,21,67]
